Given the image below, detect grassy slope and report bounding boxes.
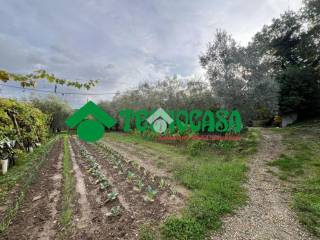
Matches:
[269,119,320,237]
[105,130,260,239]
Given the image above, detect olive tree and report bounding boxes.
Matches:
[31,96,72,132]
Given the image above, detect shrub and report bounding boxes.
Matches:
[0,98,49,154]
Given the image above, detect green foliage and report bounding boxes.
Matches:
[162,216,204,240]
[159,178,166,189]
[268,153,306,178]
[0,98,49,152]
[270,120,320,236]
[31,96,72,132]
[127,171,135,182]
[145,185,158,202]
[107,191,118,202]
[252,9,320,118]
[198,2,320,121]
[110,206,122,217]
[100,180,110,190]
[0,138,16,161]
[186,140,209,156]
[139,224,156,240]
[136,179,145,191]
[105,129,259,239]
[294,181,320,236]
[59,136,75,237]
[78,142,111,193]
[277,66,320,116]
[0,69,98,89]
[99,76,217,129]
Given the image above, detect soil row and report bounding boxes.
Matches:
[1,139,63,240]
[69,136,184,239]
[1,135,186,239]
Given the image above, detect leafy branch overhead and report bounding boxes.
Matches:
[0,69,98,89]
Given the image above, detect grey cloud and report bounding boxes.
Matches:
[0,0,302,107]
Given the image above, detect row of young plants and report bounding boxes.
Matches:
[73,139,122,217]
[0,136,59,233]
[95,141,178,203]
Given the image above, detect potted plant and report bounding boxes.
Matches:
[0,137,16,175]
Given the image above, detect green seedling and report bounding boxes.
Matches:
[127,171,135,182]
[100,180,110,190]
[135,179,145,191]
[131,161,139,169]
[95,174,107,184]
[106,191,118,202]
[170,187,177,196]
[110,206,122,216]
[159,179,166,189]
[144,185,157,202]
[91,169,100,177]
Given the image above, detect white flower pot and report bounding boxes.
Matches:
[1,159,8,175]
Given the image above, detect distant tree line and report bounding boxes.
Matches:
[100,0,320,124]
[30,96,72,133]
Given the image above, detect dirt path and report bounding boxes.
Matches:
[37,150,63,240]
[68,141,93,230]
[2,140,63,240]
[212,129,315,240]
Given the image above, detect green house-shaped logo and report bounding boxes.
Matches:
[65,101,116,142]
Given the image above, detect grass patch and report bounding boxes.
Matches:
[104,129,259,239]
[162,216,204,240]
[0,136,58,233]
[269,119,320,237]
[268,154,305,178]
[58,135,75,238]
[139,224,158,240]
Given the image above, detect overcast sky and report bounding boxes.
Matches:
[0,0,302,107]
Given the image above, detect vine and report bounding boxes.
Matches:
[0,69,98,89]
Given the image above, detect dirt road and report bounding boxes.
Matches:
[212,129,315,240]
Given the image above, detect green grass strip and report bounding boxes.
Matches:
[58,135,75,238]
[270,120,320,237]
